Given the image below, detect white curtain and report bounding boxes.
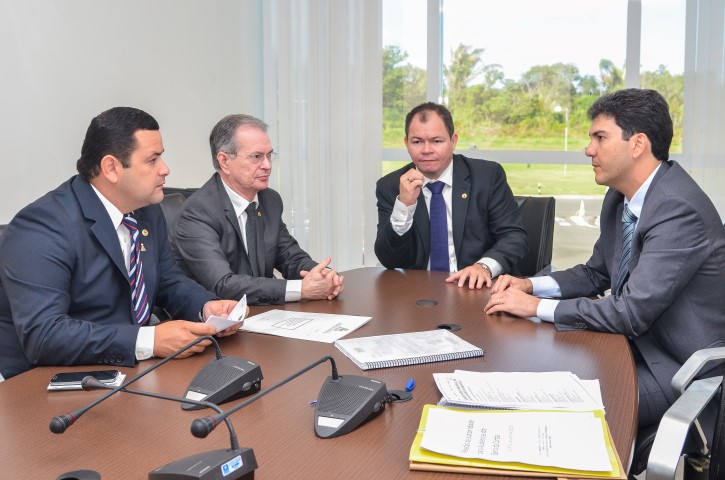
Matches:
[683,0,725,218]
[263,0,382,271]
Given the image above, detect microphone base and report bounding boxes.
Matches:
[149,447,257,480]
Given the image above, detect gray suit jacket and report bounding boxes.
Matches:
[374,155,527,272]
[171,174,317,305]
[551,161,725,402]
[0,176,214,379]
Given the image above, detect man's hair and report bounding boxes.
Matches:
[587,88,673,161]
[76,107,159,180]
[405,102,455,139]
[209,114,269,170]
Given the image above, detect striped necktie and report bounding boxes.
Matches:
[615,203,637,295]
[427,181,449,272]
[122,214,150,325]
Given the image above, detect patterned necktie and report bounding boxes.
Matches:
[615,203,637,295]
[245,202,259,276]
[427,181,449,272]
[122,214,150,325]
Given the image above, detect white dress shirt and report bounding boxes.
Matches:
[389,161,503,275]
[91,185,155,360]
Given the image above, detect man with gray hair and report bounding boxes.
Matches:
[172,114,344,305]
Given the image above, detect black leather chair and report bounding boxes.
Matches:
[159,193,186,237]
[162,186,198,199]
[514,196,555,277]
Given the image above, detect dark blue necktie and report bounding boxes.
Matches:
[427,181,449,272]
[122,214,150,325]
[615,203,637,295]
[245,202,259,277]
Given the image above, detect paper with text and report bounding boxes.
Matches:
[420,408,612,472]
[205,294,247,333]
[241,309,371,343]
[434,371,603,411]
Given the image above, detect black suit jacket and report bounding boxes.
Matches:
[0,176,214,379]
[374,155,527,272]
[171,174,317,305]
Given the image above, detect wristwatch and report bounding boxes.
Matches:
[476,262,492,276]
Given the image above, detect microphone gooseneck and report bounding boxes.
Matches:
[49,335,220,434]
[191,355,337,439]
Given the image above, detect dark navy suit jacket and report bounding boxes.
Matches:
[0,176,214,379]
[374,155,527,273]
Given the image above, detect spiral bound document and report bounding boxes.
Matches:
[334,329,485,370]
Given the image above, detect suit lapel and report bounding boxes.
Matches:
[413,188,430,258]
[214,174,255,275]
[72,177,128,279]
[451,157,470,258]
[612,200,625,292]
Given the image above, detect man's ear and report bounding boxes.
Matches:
[631,132,649,158]
[99,155,121,184]
[217,152,231,174]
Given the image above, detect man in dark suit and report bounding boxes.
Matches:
[0,107,240,380]
[486,89,725,428]
[171,114,344,305]
[375,102,527,289]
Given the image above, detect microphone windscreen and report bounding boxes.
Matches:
[81,376,107,390]
[49,414,72,434]
[190,417,217,438]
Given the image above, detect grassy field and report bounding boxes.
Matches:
[382,161,607,196]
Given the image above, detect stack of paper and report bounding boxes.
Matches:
[409,405,626,479]
[434,370,604,411]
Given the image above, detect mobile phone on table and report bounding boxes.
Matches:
[47,369,121,391]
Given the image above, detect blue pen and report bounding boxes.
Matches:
[309,399,317,405]
[405,378,416,392]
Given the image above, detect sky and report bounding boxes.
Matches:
[383,0,686,81]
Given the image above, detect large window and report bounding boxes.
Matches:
[382,0,686,268]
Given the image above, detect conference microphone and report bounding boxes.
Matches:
[50,335,225,434]
[81,377,257,479]
[191,355,390,440]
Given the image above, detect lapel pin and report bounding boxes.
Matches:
[142,229,149,236]
[141,243,146,252]
[257,211,262,217]
[461,193,468,199]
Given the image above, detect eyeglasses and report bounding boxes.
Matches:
[227,151,278,165]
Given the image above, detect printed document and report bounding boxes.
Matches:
[241,309,371,343]
[420,408,612,471]
[434,370,603,411]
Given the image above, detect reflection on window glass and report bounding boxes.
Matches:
[641,0,685,153]
[440,0,628,151]
[383,0,428,148]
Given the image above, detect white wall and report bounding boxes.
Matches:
[0,0,264,222]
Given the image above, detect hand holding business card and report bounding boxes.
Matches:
[205,294,248,333]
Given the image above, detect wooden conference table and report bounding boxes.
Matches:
[0,268,637,480]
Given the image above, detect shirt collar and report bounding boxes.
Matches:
[625,163,662,218]
[220,177,259,218]
[91,184,124,229]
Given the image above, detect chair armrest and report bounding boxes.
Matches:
[672,347,725,397]
[647,376,723,480]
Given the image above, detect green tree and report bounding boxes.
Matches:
[599,59,623,92]
[520,63,580,110]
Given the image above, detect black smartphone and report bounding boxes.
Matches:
[48,370,121,390]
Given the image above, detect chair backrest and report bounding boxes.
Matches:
[0,224,7,242]
[162,187,199,199]
[514,196,555,277]
[159,193,186,236]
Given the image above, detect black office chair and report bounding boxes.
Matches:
[514,196,555,277]
[159,193,186,236]
[644,348,725,480]
[162,186,199,199]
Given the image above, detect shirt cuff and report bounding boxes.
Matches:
[285,279,302,302]
[478,257,503,278]
[136,326,156,360]
[390,197,416,236]
[535,299,558,323]
[530,275,562,298]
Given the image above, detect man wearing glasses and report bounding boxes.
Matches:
[172,114,344,305]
